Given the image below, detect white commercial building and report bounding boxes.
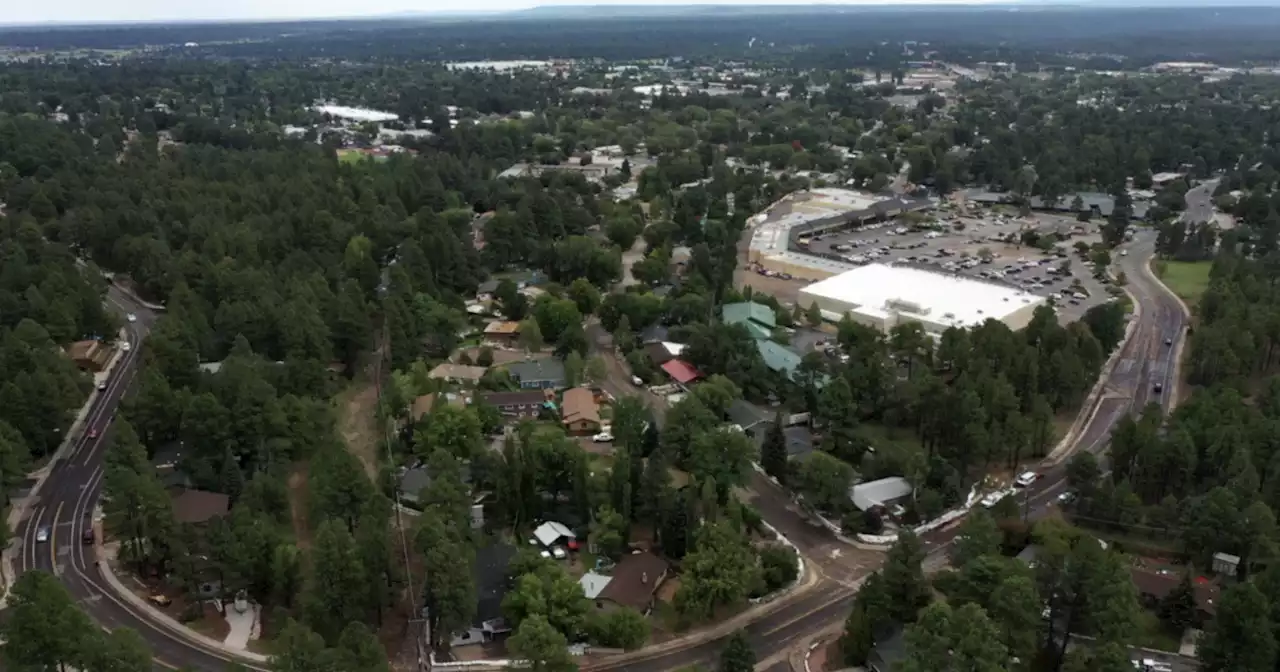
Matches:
[798,264,1044,335]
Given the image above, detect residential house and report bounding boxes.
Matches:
[475,279,501,301]
[727,400,772,435]
[721,302,777,340]
[638,325,670,344]
[644,341,686,367]
[561,387,602,434]
[867,626,907,672]
[579,571,613,600]
[67,339,113,372]
[533,521,577,548]
[506,357,567,390]
[170,489,231,525]
[1130,565,1221,625]
[592,552,670,614]
[478,390,549,422]
[410,392,464,424]
[428,363,487,385]
[660,359,702,386]
[452,544,516,647]
[756,340,803,381]
[151,443,191,490]
[398,467,432,506]
[483,320,522,346]
[850,477,913,512]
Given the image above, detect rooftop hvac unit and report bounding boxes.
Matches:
[885,299,927,315]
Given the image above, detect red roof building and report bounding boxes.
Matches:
[661,359,702,385]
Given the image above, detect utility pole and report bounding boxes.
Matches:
[375,300,430,672]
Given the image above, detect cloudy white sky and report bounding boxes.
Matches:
[2,0,988,26]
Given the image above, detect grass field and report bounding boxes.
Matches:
[1157,261,1212,308]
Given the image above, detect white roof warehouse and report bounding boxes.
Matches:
[798,264,1045,335]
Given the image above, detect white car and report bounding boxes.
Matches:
[592,432,614,443]
[1015,471,1039,487]
[551,547,568,560]
[126,313,137,323]
[980,492,1005,508]
[36,526,51,543]
[631,375,643,387]
[121,342,132,352]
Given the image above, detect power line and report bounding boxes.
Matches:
[374,299,430,672]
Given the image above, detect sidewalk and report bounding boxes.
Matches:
[95,547,269,666]
[1,331,128,605]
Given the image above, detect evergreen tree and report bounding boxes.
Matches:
[717,630,756,672]
[760,413,789,483]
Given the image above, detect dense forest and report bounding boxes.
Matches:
[6,17,1280,672]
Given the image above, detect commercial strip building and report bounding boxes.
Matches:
[746,187,933,280]
[798,264,1045,335]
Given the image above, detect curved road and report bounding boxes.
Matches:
[12,287,263,671]
[13,230,1189,672]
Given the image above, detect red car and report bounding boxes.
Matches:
[88,428,99,440]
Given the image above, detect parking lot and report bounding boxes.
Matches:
[793,208,1118,323]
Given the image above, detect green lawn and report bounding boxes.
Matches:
[1157,261,1212,308]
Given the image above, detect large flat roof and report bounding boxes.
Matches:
[749,188,922,259]
[800,264,1044,329]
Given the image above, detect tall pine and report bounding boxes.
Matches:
[760,413,789,483]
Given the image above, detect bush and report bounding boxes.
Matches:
[476,346,495,367]
[586,607,649,650]
[759,545,799,594]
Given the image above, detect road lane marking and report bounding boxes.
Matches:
[50,500,64,573]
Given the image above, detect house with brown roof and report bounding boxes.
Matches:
[1130,566,1221,624]
[483,320,522,346]
[479,390,549,422]
[561,387,602,434]
[170,489,231,525]
[67,339,113,372]
[593,551,670,614]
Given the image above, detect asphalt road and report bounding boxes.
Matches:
[1181,179,1218,225]
[12,287,263,672]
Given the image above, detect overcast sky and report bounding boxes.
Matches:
[2,0,989,27]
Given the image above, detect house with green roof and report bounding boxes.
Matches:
[756,340,803,380]
[721,302,777,340]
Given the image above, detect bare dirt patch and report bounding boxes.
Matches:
[336,381,381,481]
[287,464,313,549]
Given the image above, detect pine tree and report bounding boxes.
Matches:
[760,413,789,483]
[1160,571,1199,633]
[718,630,756,672]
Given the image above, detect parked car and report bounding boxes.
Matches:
[121,342,132,352]
[126,313,138,323]
[1015,471,1040,487]
[592,432,614,443]
[631,375,644,386]
[97,381,108,391]
[82,527,95,545]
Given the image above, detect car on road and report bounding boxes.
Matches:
[121,342,131,352]
[630,375,643,386]
[126,313,137,323]
[36,526,51,543]
[147,594,172,607]
[1165,337,1173,346]
[82,527,95,545]
[97,380,108,391]
[88,428,99,440]
[980,491,1007,508]
[1153,382,1163,394]
[1057,491,1077,505]
[592,432,614,443]
[1015,471,1040,487]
